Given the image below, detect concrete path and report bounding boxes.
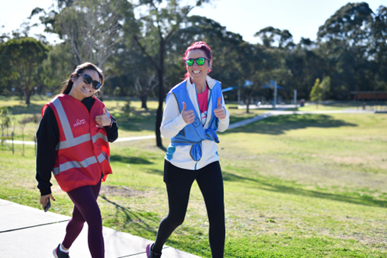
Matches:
[0,199,201,258]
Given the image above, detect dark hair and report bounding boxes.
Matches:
[183,41,212,79]
[60,62,104,94]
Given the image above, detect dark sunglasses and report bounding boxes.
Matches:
[185,57,210,66]
[77,73,102,90]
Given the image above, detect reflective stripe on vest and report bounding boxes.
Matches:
[92,133,108,144]
[52,151,109,176]
[53,156,98,175]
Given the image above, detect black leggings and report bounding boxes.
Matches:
[153,160,225,258]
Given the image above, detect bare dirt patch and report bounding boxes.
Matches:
[344,136,387,143]
[100,185,146,197]
[323,155,380,165]
[51,184,150,198]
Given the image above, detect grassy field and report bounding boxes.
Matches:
[0,96,387,257]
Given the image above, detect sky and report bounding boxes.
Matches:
[0,0,384,44]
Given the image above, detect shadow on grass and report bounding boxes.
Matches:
[110,154,154,165]
[115,109,156,132]
[99,195,158,234]
[227,114,357,135]
[222,171,387,208]
[223,171,249,182]
[8,103,44,115]
[145,168,164,176]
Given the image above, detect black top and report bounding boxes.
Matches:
[35,96,118,196]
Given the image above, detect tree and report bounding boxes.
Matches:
[0,107,11,136]
[370,5,387,91]
[317,2,373,45]
[310,78,322,108]
[32,0,133,69]
[254,26,295,49]
[320,76,331,100]
[310,76,331,107]
[285,38,327,100]
[40,43,74,95]
[128,0,212,147]
[135,73,158,109]
[0,37,49,104]
[317,2,374,98]
[104,37,162,108]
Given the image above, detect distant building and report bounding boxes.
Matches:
[351,91,387,100]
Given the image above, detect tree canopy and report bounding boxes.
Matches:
[0,37,49,104]
[0,1,386,114]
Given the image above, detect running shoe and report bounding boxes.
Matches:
[53,244,70,258]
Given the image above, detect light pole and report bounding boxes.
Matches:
[294,89,297,108]
[273,81,277,109]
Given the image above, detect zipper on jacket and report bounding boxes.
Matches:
[193,83,213,128]
[193,82,212,171]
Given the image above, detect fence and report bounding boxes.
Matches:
[0,132,14,154]
[0,132,36,156]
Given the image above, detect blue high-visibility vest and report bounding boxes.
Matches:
[165,80,222,162]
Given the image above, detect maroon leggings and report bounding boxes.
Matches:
[62,181,104,258]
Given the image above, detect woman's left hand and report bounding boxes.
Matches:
[214,97,226,119]
[95,107,112,127]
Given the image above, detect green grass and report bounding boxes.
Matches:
[1,97,387,257]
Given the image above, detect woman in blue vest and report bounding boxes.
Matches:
[36,62,118,258]
[146,41,229,258]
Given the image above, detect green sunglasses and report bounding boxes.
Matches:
[77,73,102,90]
[185,57,210,66]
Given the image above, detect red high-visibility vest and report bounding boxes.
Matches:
[42,94,112,192]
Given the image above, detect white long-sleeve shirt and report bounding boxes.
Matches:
[160,76,230,170]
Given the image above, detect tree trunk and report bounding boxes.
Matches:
[24,88,31,105]
[155,40,165,147]
[141,94,148,109]
[245,98,250,113]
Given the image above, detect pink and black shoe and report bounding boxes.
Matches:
[146,243,162,258]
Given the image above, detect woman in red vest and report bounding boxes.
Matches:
[36,62,118,258]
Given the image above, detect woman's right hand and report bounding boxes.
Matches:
[181,102,195,124]
[40,194,55,210]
